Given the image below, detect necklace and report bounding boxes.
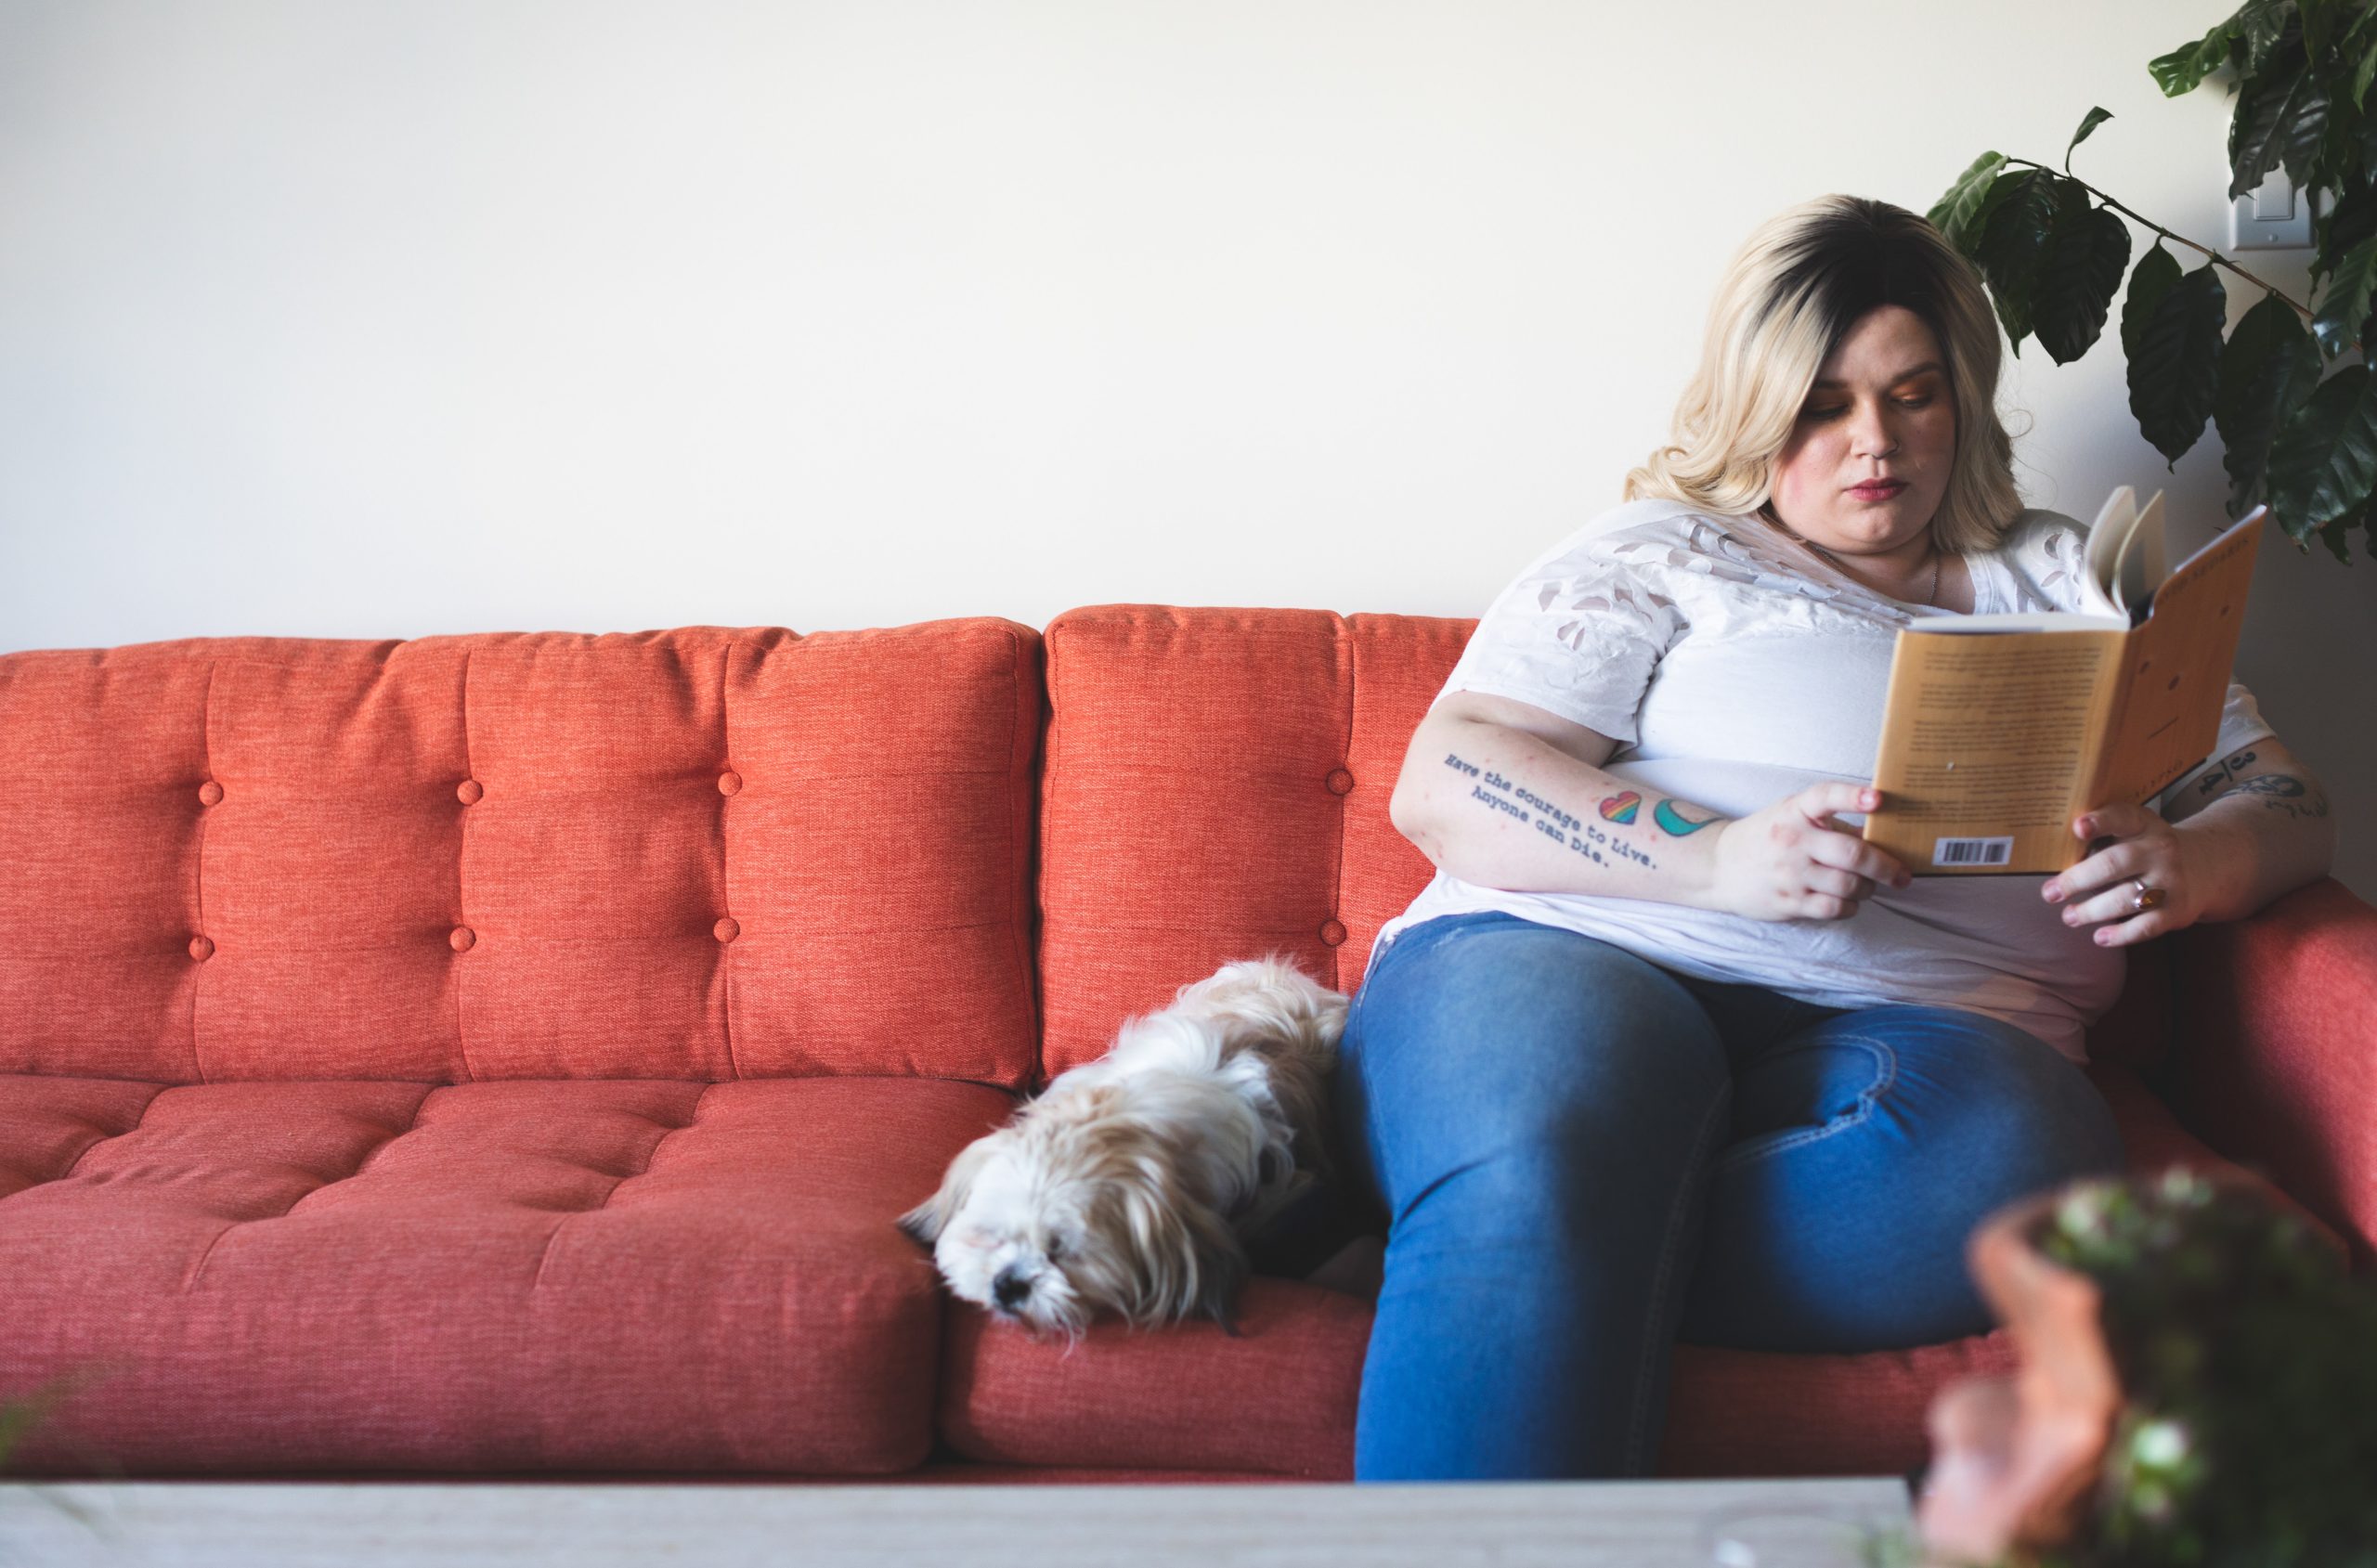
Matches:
[1764,511,1942,607]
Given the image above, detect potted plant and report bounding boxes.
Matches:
[1915,1166,2377,1567]
[1929,0,2377,563]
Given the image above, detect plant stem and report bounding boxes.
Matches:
[2006,156,2317,320]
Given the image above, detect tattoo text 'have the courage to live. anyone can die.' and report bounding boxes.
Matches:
[1450,756,1653,868]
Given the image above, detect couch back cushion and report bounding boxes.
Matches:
[1034,605,2167,1080]
[1036,607,1460,1081]
[0,625,1042,1086]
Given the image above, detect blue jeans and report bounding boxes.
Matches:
[1332,910,2127,1481]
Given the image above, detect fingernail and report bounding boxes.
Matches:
[2043,882,2062,902]
[2095,930,2112,945]
[2075,817,2095,836]
[2064,911,2080,927]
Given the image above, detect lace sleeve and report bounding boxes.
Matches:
[1431,536,1682,744]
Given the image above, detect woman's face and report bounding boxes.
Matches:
[1765,304,1957,558]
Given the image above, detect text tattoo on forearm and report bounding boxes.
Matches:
[1435,751,1726,873]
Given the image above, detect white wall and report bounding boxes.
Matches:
[3,0,2370,899]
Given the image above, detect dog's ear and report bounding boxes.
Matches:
[1104,1167,1249,1329]
[897,1134,997,1247]
[1188,1202,1250,1331]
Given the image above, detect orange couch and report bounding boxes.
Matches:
[3,611,2371,1483]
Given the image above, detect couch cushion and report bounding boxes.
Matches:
[934,1062,2342,1480]
[940,1278,1370,1477]
[934,1273,2020,1481]
[0,1073,1012,1475]
[0,624,1043,1086]
[1037,607,1458,1082]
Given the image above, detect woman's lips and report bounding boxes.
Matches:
[1848,480,1907,499]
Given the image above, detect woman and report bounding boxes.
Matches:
[1336,194,2338,1482]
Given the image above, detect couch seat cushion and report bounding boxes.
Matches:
[940,1278,1371,1478]
[0,1074,1010,1476]
[939,1063,2342,1480]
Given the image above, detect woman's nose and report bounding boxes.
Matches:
[1851,404,1900,458]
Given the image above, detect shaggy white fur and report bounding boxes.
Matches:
[898,953,1347,1338]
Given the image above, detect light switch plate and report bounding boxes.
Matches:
[2231,168,2317,250]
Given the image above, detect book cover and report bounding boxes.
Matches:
[1861,489,2266,875]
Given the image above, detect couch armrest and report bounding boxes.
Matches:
[2165,876,2377,1269]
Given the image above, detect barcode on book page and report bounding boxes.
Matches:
[1932,836,2014,868]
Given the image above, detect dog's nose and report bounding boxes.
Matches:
[992,1267,1032,1311]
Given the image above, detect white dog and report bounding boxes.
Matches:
[898,953,1348,1339]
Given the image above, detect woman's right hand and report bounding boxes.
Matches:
[1704,783,1915,922]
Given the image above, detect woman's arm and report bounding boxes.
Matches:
[2045,738,2337,940]
[1390,691,1916,921]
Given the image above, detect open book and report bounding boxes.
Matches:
[1861,487,2267,875]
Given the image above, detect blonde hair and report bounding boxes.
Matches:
[1623,194,2024,555]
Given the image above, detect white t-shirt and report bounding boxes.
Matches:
[1373,498,2277,1062]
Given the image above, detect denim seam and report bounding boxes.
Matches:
[1623,1082,1734,1475]
[1708,1035,1897,1175]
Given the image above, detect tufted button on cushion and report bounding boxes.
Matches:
[1325,768,1355,796]
[713,916,741,944]
[448,926,476,953]
[1318,918,1346,946]
[717,771,743,797]
[456,779,484,806]
[188,934,214,962]
[196,780,225,807]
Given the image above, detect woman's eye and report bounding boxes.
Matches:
[1805,396,1932,420]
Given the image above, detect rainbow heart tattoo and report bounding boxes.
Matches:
[1599,791,1641,825]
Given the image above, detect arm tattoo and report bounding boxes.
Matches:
[2182,742,2330,821]
[2192,746,2258,797]
[2234,772,2331,820]
[1436,749,1727,875]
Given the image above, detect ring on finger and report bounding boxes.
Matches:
[2127,875,2166,914]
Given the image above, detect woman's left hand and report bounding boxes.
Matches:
[2039,802,2209,948]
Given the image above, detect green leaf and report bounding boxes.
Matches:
[2354,33,2377,110]
[2150,16,2242,96]
[2318,512,2358,560]
[2313,175,2377,285]
[2312,231,2377,356]
[2129,260,2228,466]
[2033,192,2133,363]
[1975,169,2064,356]
[2216,292,2324,516]
[2066,107,2114,173]
[2301,0,2341,58]
[2122,242,2185,364]
[2279,68,2333,191]
[2310,483,2370,561]
[1928,151,2007,253]
[2239,0,2302,76]
[2267,361,2377,538]
[2230,45,2317,201]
